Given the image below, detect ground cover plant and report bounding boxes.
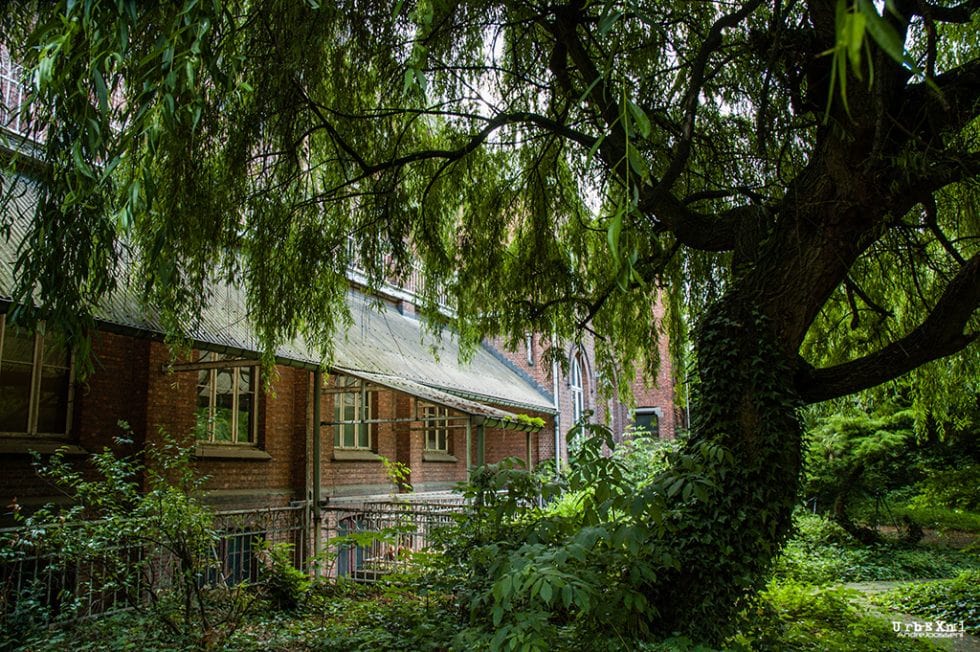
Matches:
[871,570,980,635]
[774,512,980,584]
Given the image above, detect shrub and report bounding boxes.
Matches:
[912,464,980,512]
[803,406,919,531]
[259,542,311,611]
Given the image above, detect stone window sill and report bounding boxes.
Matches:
[194,444,272,460]
[0,437,88,456]
[332,449,381,462]
[422,451,457,463]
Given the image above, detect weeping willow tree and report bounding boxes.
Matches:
[1,0,978,642]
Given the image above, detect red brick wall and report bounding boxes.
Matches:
[143,344,307,510]
[318,377,401,498]
[1,326,571,522]
[0,330,149,517]
[488,296,678,453]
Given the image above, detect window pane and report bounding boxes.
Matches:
[213,367,234,442]
[237,392,254,443]
[634,412,659,437]
[357,422,369,449]
[195,369,212,441]
[36,364,69,434]
[237,368,254,443]
[2,327,34,364]
[40,333,67,366]
[0,360,31,432]
[238,367,252,393]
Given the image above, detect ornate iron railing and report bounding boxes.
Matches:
[0,504,309,626]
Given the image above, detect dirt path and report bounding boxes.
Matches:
[846,581,979,652]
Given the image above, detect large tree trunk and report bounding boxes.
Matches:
[646,295,805,642]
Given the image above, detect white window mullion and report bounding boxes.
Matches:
[209,367,217,442]
[27,331,43,435]
[230,366,239,443]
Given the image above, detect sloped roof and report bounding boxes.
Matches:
[0,175,555,415]
[339,369,543,430]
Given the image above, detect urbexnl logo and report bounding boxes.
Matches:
[892,620,966,639]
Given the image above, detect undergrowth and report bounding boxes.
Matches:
[872,570,980,634]
[774,512,980,584]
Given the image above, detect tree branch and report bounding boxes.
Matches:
[659,0,765,190]
[922,194,966,264]
[797,253,980,403]
[902,54,980,138]
[912,0,980,23]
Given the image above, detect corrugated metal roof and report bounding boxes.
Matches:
[0,174,555,415]
[339,369,542,431]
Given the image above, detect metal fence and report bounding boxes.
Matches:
[0,504,309,625]
[0,500,466,625]
[319,501,464,581]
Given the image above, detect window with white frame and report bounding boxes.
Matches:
[421,403,449,452]
[194,353,258,444]
[0,316,72,436]
[570,355,585,425]
[334,376,374,450]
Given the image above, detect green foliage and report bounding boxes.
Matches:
[610,431,680,489]
[774,512,979,584]
[515,414,547,429]
[892,504,980,534]
[736,581,937,651]
[379,455,413,493]
[803,405,917,528]
[259,542,311,612]
[911,463,980,513]
[2,3,978,644]
[872,570,980,634]
[0,426,257,650]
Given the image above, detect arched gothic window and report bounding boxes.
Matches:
[570,355,584,425]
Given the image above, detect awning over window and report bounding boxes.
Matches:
[336,369,544,432]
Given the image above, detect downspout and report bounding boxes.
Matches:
[552,337,561,477]
[312,369,322,577]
